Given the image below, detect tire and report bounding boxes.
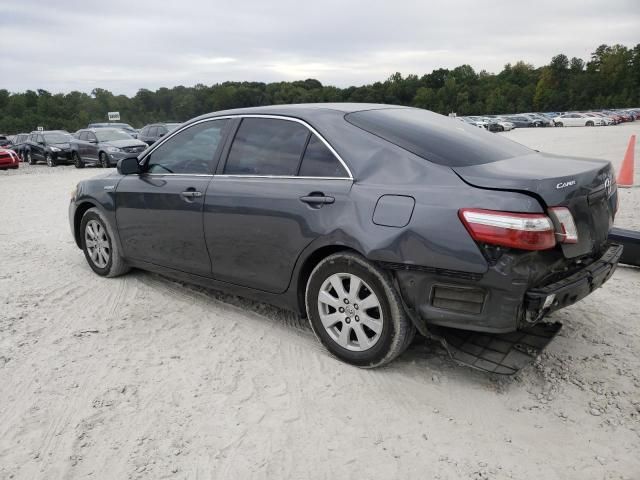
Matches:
[73,152,85,169]
[556,122,563,127]
[80,207,130,278]
[586,121,594,127]
[18,151,24,162]
[305,252,415,368]
[27,151,36,165]
[45,153,56,167]
[99,152,109,168]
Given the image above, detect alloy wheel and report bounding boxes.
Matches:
[85,220,110,268]
[46,154,52,167]
[317,273,383,352]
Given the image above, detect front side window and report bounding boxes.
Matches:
[299,134,348,177]
[146,119,227,174]
[224,118,309,176]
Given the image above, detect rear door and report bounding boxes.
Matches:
[115,119,229,275]
[204,116,353,293]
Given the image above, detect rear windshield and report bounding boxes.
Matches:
[346,108,531,167]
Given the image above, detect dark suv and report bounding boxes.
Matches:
[138,123,181,146]
[70,128,148,168]
[25,131,73,166]
[9,133,30,161]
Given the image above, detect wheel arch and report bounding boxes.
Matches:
[73,200,100,248]
[294,244,364,317]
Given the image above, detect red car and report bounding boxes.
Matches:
[0,147,19,170]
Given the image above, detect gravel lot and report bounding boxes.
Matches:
[1,124,639,479]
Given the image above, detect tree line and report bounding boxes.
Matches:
[1,43,638,134]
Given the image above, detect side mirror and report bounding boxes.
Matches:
[159,132,166,137]
[117,156,141,175]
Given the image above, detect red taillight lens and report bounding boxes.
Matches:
[459,208,556,251]
[548,207,578,244]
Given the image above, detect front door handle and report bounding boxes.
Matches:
[300,193,335,206]
[181,190,203,199]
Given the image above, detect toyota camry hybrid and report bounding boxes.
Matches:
[69,104,622,368]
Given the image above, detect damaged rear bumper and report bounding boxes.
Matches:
[390,243,623,334]
[524,243,622,319]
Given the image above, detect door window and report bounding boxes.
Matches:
[224,118,309,176]
[146,119,228,174]
[298,134,348,177]
[148,127,158,137]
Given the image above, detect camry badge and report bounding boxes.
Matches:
[556,180,576,189]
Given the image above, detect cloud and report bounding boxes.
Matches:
[0,0,638,95]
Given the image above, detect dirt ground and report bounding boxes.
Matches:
[1,123,639,480]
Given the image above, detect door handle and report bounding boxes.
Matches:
[300,193,335,206]
[181,190,203,198]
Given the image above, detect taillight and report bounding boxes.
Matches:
[548,207,578,244]
[459,208,556,251]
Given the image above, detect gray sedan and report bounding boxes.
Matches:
[68,104,621,368]
[70,128,148,168]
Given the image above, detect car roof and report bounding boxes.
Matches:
[192,103,401,123]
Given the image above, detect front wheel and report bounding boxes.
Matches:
[99,152,109,168]
[555,122,563,127]
[586,121,594,127]
[80,208,130,277]
[27,151,36,165]
[305,252,415,368]
[45,153,56,167]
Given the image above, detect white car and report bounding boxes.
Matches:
[553,113,605,127]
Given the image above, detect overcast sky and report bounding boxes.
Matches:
[1,0,638,96]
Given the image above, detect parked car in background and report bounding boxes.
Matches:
[588,112,615,125]
[70,128,148,168]
[24,131,73,166]
[521,113,552,127]
[69,104,621,368]
[0,147,19,170]
[138,122,182,146]
[9,133,30,160]
[0,135,11,147]
[553,113,605,127]
[502,116,534,128]
[491,117,515,131]
[88,122,139,138]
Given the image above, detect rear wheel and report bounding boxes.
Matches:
[80,208,130,277]
[27,151,36,165]
[45,153,56,167]
[305,252,415,368]
[73,152,85,169]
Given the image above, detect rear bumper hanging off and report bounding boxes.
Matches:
[524,243,623,316]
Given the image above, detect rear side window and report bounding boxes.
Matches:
[299,134,348,177]
[345,108,531,167]
[224,118,309,176]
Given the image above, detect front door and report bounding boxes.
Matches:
[115,119,230,275]
[204,117,353,293]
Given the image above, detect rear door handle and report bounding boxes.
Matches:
[300,194,335,205]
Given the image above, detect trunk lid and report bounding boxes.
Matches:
[453,152,617,258]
